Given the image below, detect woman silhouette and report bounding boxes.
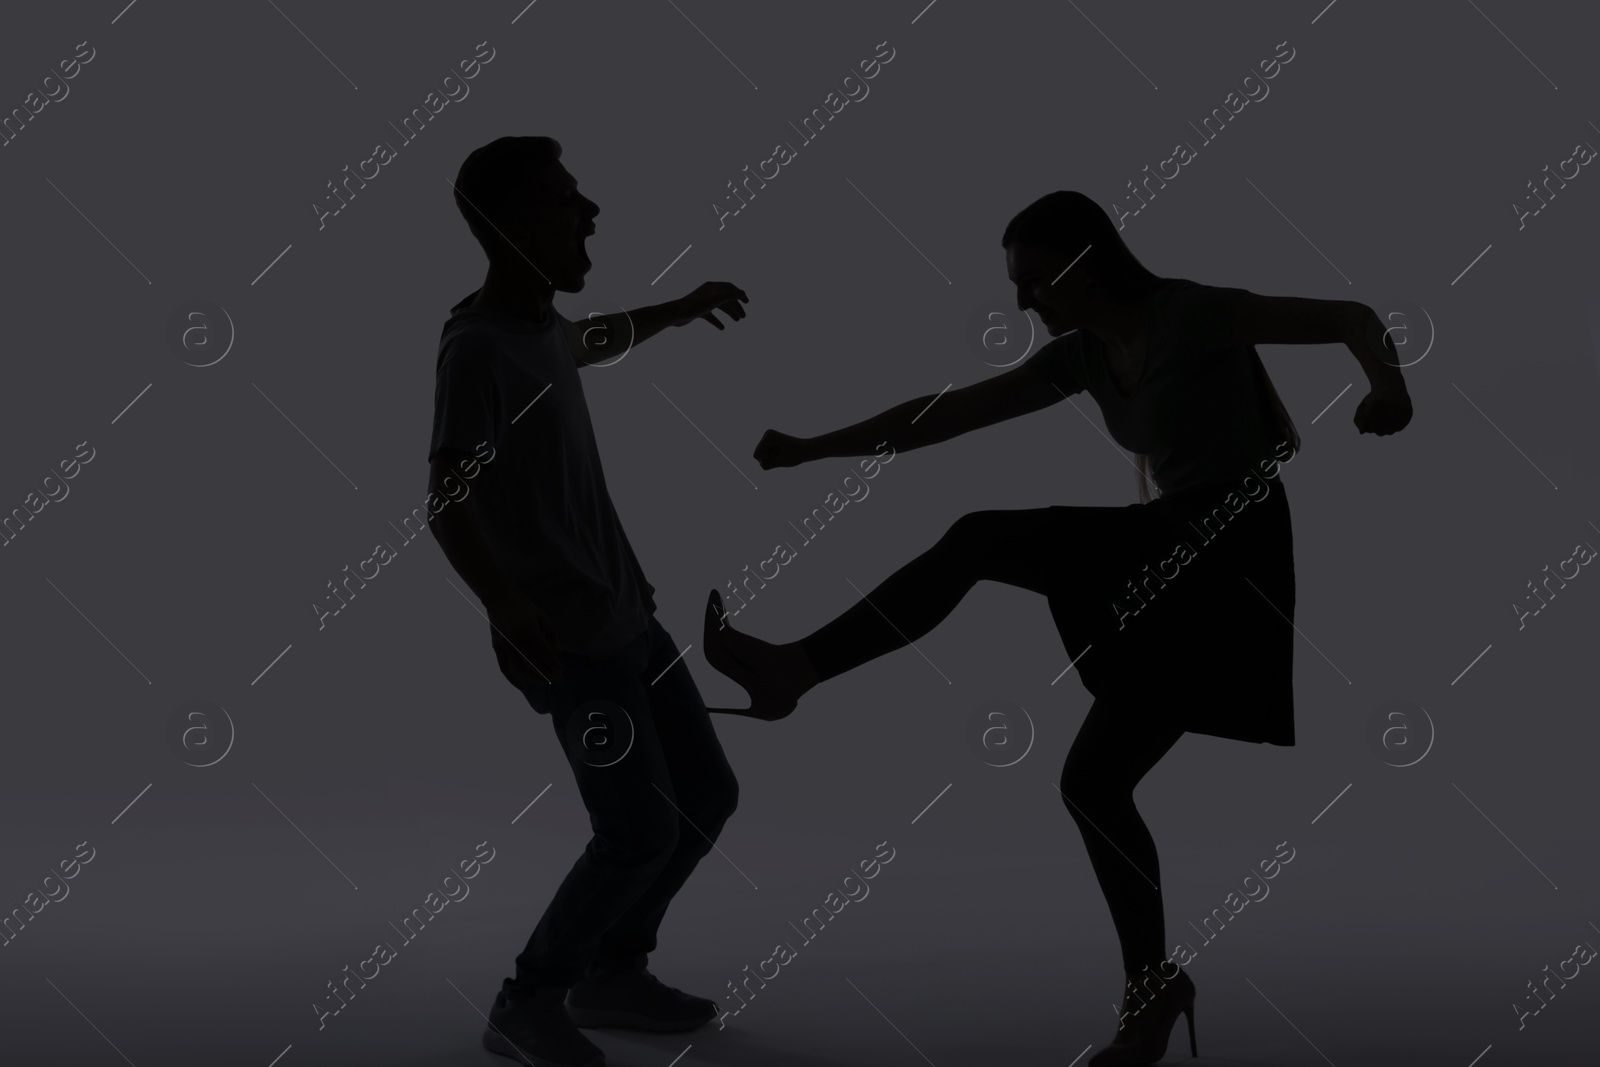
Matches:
[702,191,1412,1065]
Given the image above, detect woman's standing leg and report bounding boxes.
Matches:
[1061,693,1202,1063]
[1059,694,1185,978]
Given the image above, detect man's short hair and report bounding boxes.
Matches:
[452,135,563,257]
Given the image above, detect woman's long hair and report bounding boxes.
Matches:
[1001,191,1300,502]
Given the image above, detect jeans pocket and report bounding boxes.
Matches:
[493,629,560,697]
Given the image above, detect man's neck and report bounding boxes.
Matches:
[471,264,557,326]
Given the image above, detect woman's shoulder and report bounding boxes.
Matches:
[1159,277,1256,313]
[1154,277,1255,352]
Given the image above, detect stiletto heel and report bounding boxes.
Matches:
[1088,969,1197,1066]
[701,590,799,721]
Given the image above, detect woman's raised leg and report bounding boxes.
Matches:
[702,507,1081,718]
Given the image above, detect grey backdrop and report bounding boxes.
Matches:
[2,2,1597,1065]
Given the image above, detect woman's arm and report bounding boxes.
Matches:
[1337,301,1408,393]
[1341,302,1413,435]
[755,357,1063,468]
[1214,293,1405,388]
[1216,292,1412,434]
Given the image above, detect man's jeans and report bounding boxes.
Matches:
[493,614,739,990]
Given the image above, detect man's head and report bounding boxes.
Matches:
[452,136,599,291]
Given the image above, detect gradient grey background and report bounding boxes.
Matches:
[2,2,1597,1065]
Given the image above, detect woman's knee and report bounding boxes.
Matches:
[1058,763,1134,821]
[936,510,1013,576]
[941,509,1060,590]
[944,509,1007,549]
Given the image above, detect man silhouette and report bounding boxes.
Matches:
[428,135,749,1067]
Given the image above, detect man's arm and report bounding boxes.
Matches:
[425,454,562,681]
[567,281,749,366]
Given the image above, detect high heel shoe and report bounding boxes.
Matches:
[1088,968,1197,1066]
[701,590,799,721]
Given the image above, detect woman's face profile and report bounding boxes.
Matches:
[1006,240,1089,336]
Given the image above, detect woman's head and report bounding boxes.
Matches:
[1004,191,1300,503]
[1002,191,1162,336]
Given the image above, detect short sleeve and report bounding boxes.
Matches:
[1023,330,1088,397]
[1160,283,1251,356]
[428,351,500,463]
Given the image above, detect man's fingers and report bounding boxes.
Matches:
[702,311,724,330]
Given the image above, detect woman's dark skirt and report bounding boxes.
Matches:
[1046,471,1297,746]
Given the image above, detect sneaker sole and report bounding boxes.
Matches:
[566,1005,716,1033]
[482,1025,606,1067]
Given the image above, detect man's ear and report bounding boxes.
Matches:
[492,213,531,253]
[496,226,525,257]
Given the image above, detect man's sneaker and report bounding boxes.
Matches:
[565,967,718,1032]
[482,985,606,1067]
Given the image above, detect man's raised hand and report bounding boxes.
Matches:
[672,282,749,330]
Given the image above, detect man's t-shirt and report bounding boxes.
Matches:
[428,290,656,658]
[1024,278,1288,496]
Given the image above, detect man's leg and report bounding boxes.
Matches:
[585,616,739,977]
[506,630,688,991]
